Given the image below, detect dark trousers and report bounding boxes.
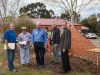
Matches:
[34,42,45,66]
[7,50,15,71]
[61,50,71,72]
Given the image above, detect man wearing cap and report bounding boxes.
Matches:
[31,22,47,68]
[18,26,31,66]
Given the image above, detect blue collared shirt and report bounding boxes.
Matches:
[32,29,47,45]
[4,29,16,43]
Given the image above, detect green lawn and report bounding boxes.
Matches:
[0,43,92,75]
[0,67,91,75]
[0,67,52,75]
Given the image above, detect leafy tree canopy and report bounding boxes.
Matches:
[60,11,80,22]
[81,14,98,33]
[20,2,55,18]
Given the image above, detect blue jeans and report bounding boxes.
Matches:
[7,50,15,71]
[52,44,60,63]
[20,47,30,64]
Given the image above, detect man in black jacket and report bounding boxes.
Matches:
[51,24,60,64]
[59,22,71,73]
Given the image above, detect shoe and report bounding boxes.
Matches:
[62,70,71,73]
[53,62,59,65]
[10,69,17,72]
[38,65,44,68]
[22,64,25,66]
[59,71,68,74]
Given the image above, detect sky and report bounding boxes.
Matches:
[17,0,100,19]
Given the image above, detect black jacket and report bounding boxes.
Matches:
[52,27,60,44]
[59,28,71,50]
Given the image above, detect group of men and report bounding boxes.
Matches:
[4,21,71,73]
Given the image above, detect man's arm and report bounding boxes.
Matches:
[31,29,34,44]
[63,30,69,51]
[4,30,9,49]
[44,30,47,46]
[5,40,9,49]
[55,29,60,44]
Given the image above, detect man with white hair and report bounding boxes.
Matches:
[18,26,31,66]
[31,21,47,68]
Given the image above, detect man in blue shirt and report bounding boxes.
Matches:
[4,23,16,72]
[32,21,47,68]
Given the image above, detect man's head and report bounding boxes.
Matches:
[51,22,57,30]
[36,21,41,29]
[10,23,15,30]
[62,22,67,29]
[21,26,27,33]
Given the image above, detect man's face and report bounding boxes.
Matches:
[36,24,41,29]
[22,29,27,33]
[51,24,56,30]
[62,23,67,29]
[10,24,15,30]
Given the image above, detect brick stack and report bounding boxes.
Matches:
[70,26,96,61]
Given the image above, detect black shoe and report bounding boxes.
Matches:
[22,64,26,66]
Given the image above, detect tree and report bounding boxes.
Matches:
[0,0,23,27]
[81,14,98,33]
[20,2,55,18]
[60,11,80,22]
[81,18,89,27]
[15,15,36,33]
[88,14,97,33]
[96,13,100,36]
[3,15,36,33]
[0,0,22,18]
[44,0,97,22]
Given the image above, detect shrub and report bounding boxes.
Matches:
[2,15,36,34]
[15,15,36,34]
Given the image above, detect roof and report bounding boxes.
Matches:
[32,18,65,25]
[32,18,82,26]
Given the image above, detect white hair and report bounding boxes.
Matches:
[36,21,41,25]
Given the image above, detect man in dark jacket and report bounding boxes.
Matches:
[51,24,60,64]
[59,22,71,73]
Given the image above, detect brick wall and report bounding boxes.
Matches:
[70,26,96,61]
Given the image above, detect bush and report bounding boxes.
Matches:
[15,15,36,34]
[2,15,36,34]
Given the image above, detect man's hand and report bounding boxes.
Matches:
[7,46,11,49]
[55,44,58,47]
[62,49,65,53]
[45,44,47,49]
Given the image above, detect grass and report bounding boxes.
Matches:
[0,68,91,75]
[0,67,52,75]
[0,43,92,75]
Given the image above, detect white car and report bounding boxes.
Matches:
[85,33,97,39]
